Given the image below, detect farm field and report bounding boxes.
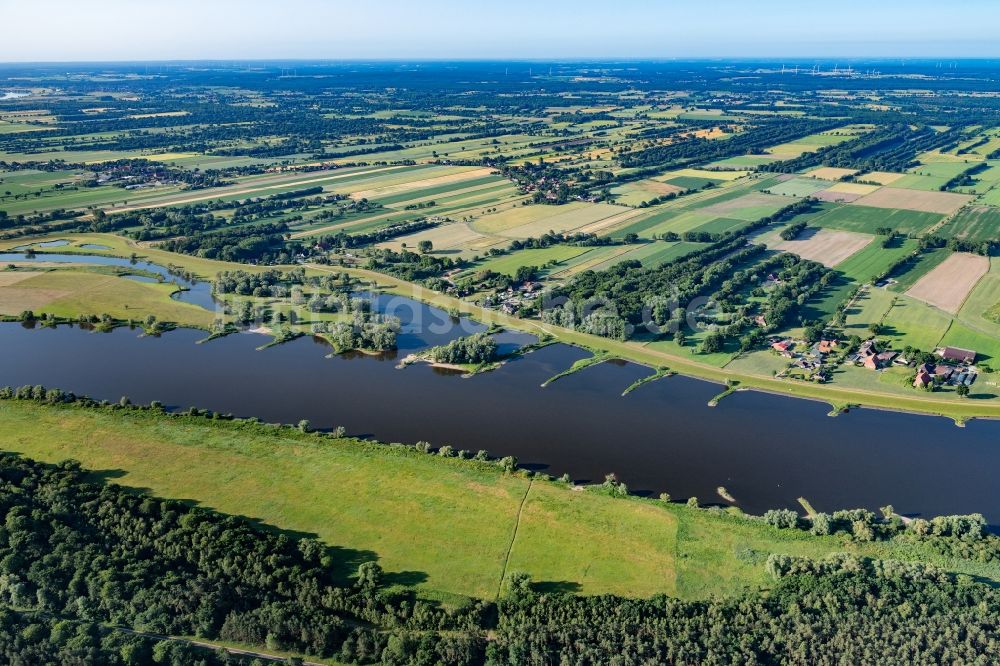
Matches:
[804,166,858,180]
[860,171,907,186]
[938,321,1000,364]
[905,252,990,314]
[887,247,953,292]
[941,206,1000,243]
[0,269,215,327]
[764,177,833,197]
[809,204,943,235]
[610,179,683,205]
[955,258,1000,335]
[458,245,591,277]
[835,238,919,283]
[772,228,873,267]
[841,286,896,335]
[880,296,954,351]
[852,187,972,215]
[471,202,624,238]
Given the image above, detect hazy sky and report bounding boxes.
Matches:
[2,0,999,62]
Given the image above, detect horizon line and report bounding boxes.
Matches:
[3,55,1000,66]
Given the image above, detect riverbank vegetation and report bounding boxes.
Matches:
[2,395,1000,607]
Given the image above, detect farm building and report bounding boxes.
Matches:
[937,346,977,364]
[914,370,933,389]
[771,340,792,352]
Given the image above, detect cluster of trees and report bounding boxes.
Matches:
[490,554,1000,664]
[159,222,303,264]
[921,233,997,257]
[212,268,305,297]
[543,199,823,342]
[364,248,461,285]
[315,310,399,352]
[779,220,809,240]
[428,332,498,365]
[942,161,991,191]
[764,505,987,545]
[0,608,261,666]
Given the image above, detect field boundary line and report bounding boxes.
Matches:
[496,478,533,600]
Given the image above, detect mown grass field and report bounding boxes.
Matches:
[0,269,215,328]
[5,401,1000,605]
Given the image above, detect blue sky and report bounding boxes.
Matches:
[3,0,999,62]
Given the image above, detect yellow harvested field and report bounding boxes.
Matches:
[0,271,43,287]
[377,222,487,252]
[862,171,908,185]
[854,187,972,215]
[804,166,858,180]
[145,152,200,161]
[349,167,495,200]
[471,202,621,237]
[659,168,748,182]
[827,182,881,196]
[692,127,728,139]
[773,228,873,267]
[499,203,625,238]
[906,252,990,314]
[0,286,70,313]
[472,205,566,234]
[576,208,648,235]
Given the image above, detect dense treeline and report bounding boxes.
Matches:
[0,609,260,666]
[761,124,963,173]
[618,118,839,169]
[364,247,461,285]
[490,555,1000,664]
[158,222,303,263]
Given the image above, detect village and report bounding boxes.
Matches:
[769,334,980,393]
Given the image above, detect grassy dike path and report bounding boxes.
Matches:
[3,400,1000,607]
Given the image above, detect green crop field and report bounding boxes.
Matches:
[890,173,953,191]
[765,177,834,197]
[664,175,719,190]
[835,238,919,283]
[941,206,1000,243]
[689,216,749,235]
[810,204,943,234]
[462,245,590,276]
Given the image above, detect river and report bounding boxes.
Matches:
[2,318,999,523]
